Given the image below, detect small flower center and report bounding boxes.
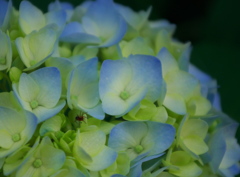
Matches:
[120,91,130,100]
[134,145,144,154]
[12,133,21,142]
[33,159,42,168]
[30,100,38,109]
[0,58,6,65]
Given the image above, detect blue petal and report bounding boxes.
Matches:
[143,122,175,155]
[45,57,74,97]
[100,55,163,116]
[61,22,84,36]
[108,121,148,151]
[127,55,163,102]
[68,57,98,97]
[33,99,66,123]
[0,0,11,31]
[30,67,61,108]
[99,59,134,115]
[111,175,126,177]
[209,129,227,173]
[45,10,67,31]
[67,58,103,119]
[0,0,8,26]
[21,111,38,142]
[79,103,105,120]
[48,1,73,11]
[82,0,127,47]
[60,22,101,44]
[84,146,117,171]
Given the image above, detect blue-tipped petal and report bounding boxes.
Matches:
[157,47,179,77]
[209,129,227,173]
[0,0,12,31]
[108,121,148,151]
[111,175,126,177]
[45,57,74,97]
[61,22,84,37]
[84,146,117,171]
[127,55,162,102]
[100,59,131,98]
[30,67,61,108]
[60,22,101,44]
[33,99,65,123]
[18,73,40,102]
[100,55,163,116]
[220,123,240,169]
[82,0,127,47]
[15,25,58,70]
[78,102,105,120]
[48,1,73,11]
[46,10,67,31]
[21,111,38,142]
[142,122,175,155]
[67,57,103,119]
[99,59,144,115]
[69,57,98,96]
[19,1,45,34]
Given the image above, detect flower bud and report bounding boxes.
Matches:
[9,67,22,83]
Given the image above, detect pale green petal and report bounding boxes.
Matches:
[3,146,31,176]
[155,30,171,54]
[40,145,66,173]
[19,1,45,34]
[77,82,99,109]
[157,172,176,177]
[187,96,211,116]
[170,162,202,177]
[120,37,154,57]
[100,152,130,176]
[73,44,99,59]
[79,130,106,156]
[18,73,40,102]
[28,26,57,62]
[0,92,22,111]
[182,135,209,155]
[50,167,86,177]
[157,47,179,77]
[151,106,168,123]
[16,25,57,69]
[39,115,63,136]
[181,119,208,139]
[165,70,201,101]
[0,30,12,71]
[163,93,186,115]
[0,130,13,149]
[116,4,151,30]
[0,107,26,134]
[74,146,92,165]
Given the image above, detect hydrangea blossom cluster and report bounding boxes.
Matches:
[0,0,239,176]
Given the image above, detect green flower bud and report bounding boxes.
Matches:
[9,67,22,83]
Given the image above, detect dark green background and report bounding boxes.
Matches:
[12,0,240,174]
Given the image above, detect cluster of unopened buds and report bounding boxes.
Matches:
[0,0,239,176]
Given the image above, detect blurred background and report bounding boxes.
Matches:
[12,0,240,161]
